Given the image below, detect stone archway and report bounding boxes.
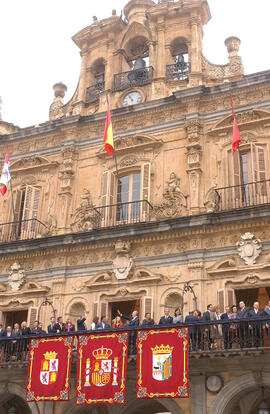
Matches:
[209,372,270,414]
[0,382,39,414]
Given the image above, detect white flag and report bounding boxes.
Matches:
[0,147,11,196]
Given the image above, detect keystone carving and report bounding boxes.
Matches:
[236,233,262,265]
[112,240,133,280]
[8,262,25,292]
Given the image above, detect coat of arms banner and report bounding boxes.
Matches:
[26,336,74,401]
[76,331,129,405]
[136,327,189,399]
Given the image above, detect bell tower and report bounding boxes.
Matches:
[49,0,243,119]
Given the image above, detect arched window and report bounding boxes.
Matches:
[86,58,105,103]
[167,37,190,81]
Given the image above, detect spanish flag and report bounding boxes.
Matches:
[103,101,114,156]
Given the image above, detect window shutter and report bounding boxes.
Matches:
[101,171,116,226]
[217,289,225,313]
[227,289,234,308]
[100,302,108,318]
[251,144,267,196]
[21,186,41,239]
[140,162,151,220]
[143,296,153,319]
[27,307,38,328]
[13,189,22,222]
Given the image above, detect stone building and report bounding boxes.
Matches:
[0,0,270,412]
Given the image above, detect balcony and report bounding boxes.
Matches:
[0,318,269,368]
[214,179,270,212]
[114,66,154,92]
[94,199,153,228]
[166,61,190,81]
[85,81,105,103]
[0,219,47,243]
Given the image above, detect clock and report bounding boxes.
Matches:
[122,91,143,107]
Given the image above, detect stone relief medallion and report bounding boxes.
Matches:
[112,240,133,280]
[236,232,262,265]
[8,262,25,291]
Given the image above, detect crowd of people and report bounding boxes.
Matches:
[0,301,269,360]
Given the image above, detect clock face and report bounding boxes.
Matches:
[122,91,143,107]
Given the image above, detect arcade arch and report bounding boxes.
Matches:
[0,383,38,414]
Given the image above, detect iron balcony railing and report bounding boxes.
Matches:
[166,61,190,81]
[1,318,270,366]
[94,199,153,228]
[0,218,47,243]
[85,81,105,103]
[214,179,270,211]
[114,66,154,92]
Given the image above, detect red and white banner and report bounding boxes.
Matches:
[26,336,74,401]
[137,327,189,399]
[0,147,11,196]
[76,331,129,405]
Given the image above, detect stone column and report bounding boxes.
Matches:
[40,401,54,414]
[77,45,89,102]
[190,375,206,414]
[189,14,202,86]
[155,18,166,78]
[58,144,78,231]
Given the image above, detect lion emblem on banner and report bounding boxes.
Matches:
[40,351,59,385]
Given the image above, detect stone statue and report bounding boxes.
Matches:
[165,172,181,200]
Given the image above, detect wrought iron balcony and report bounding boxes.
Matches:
[114,66,154,92]
[94,199,153,228]
[1,318,270,367]
[214,179,270,212]
[85,81,105,103]
[166,61,190,81]
[0,219,47,243]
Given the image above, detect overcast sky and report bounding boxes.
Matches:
[0,0,269,128]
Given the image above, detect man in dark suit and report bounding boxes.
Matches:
[221,306,231,349]
[55,317,64,333]
[96,316,111,330]
[185,311,199,351]
[248,301,263,347]
[47,316,57,334]
[31,320,43,335]
[77,312,87,331]
[237,301,250,348]
[118,309,139,353]
[141,313,155,327]
[159,308,173,326]
[202,304,213,349]
[0,324,6,337]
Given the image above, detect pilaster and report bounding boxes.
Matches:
[190,375,206,414]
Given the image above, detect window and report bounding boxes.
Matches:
[228,144,268,204]
[13,185,41,238]
[116,173,141,221]
[101,163,151,226]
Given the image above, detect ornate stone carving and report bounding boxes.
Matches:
[236,233,262,265]
[184,119,202,144]
[8,262,25,292]
[153,172,187,219]
[71,188,101,231]
[112,240,133,280]
[204,186,219,212]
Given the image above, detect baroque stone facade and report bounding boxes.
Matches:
[0,0,270,413]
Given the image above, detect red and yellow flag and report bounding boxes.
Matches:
[230,94,241,155]
[103,101,114,156]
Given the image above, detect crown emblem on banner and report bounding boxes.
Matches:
[151,344,174,355]
[43,351,58,360]
[92,346,112,360]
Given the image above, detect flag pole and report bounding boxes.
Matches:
[105,93,120,181]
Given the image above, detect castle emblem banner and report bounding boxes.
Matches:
[76,331,129,405]
[26,336,74,401]
[137,327,189,399]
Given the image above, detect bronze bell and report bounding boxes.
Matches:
[133,57,146,70]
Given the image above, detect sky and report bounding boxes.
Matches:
[0,0,270,128]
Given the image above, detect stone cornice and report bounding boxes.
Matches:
[0,205,269,260]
